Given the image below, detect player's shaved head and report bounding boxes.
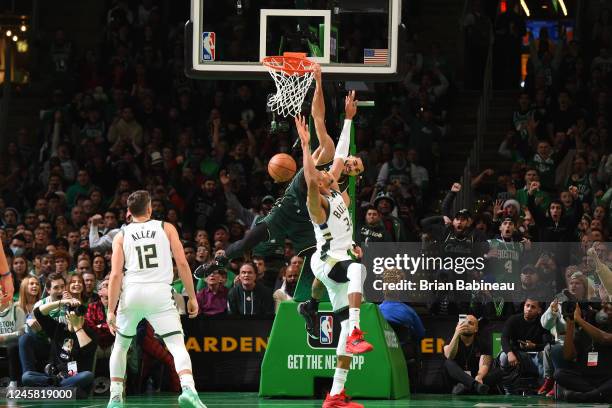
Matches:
[127,190,151,217]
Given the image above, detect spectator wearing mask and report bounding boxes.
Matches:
[273,265,299,312]
[23,298,96,398]
[444,315,500,395]
[196,269,228,316]
[227,262,273,316]
[555,302,612,402]
[358,205,392,247]
[499,298,552,394]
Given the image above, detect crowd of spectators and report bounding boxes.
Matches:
[0,0,610,403]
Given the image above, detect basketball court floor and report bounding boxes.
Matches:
[2,393,609,407]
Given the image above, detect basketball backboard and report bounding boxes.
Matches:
[185,0,405,81]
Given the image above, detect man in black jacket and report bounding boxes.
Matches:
[499,298,552,394]
[227,261,274,316]
[185,176,227,235]
[527,181,582,242]
[22,298,97,398]
[421,183,489,259]
[358,205,392,246]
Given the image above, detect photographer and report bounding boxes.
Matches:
[554,303,612,402]
[22,297,97,398]
[443,315,501,395]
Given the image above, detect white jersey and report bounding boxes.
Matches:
[121,220,173,286]
[313,189,354,262]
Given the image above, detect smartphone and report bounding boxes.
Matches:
[458,314,467,324]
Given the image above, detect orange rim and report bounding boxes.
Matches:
[262,52,317,76]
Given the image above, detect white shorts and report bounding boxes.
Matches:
[310,255,352,313]
[116,282,182,338]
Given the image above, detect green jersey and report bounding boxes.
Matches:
[263,163,349,255]
[486,238,523,283]
[252,214,285,259]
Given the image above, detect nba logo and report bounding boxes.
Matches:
[202,32,215,61]
[320,316,333,345]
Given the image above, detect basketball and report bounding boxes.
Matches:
[268,153,297,182]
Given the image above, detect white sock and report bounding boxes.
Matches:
[330,367,349,396]
[349,308,360,330]
[180,373,197,392]
[110,381,124,400]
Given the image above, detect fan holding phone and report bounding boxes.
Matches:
[443,314,502,395]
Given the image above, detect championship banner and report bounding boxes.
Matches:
[182,315,273,390]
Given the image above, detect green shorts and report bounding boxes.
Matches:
[261,197,316,255]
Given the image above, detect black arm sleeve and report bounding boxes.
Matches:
[441,191,456,218]
[225,223,270,260]
[420,216,445,230]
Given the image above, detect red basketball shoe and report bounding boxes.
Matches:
[345,328,373,355]
[322,390,363,408]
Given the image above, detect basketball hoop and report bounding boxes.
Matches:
[263,52,318,118]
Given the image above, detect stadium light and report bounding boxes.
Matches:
[20,24,26,32]
[5,29,11,37]
[520,0,530,16]
[12,35,18,42]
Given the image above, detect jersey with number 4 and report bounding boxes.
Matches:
[313,189,353,262]
[122,220,173,285]
[486,238,523,283]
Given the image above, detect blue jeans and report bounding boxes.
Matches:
[500,350,543,377]
[22,370,94,393]
[18,332,49,372]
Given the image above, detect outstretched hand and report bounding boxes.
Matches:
[345,90,357,120]
[295,115,310,146]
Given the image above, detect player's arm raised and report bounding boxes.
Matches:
[165,222,199,318]
[107,231,125,335]
[311,65,334,165]
[330,90,357,180]
[296,115,325,225]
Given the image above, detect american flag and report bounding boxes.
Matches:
[364,48,389,65]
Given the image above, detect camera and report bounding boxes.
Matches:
[45,363,68,384]
[63,302,87,316]
[561,301,576,318]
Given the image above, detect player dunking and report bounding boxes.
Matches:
[296,114,372,408]
[199,66,363,340]
[106,191,206,408]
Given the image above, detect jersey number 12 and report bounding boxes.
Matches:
[135,244,158,269]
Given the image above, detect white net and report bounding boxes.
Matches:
[264,57,316,118]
